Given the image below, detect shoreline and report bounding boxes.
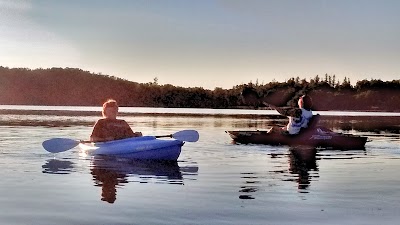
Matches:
[1,108,400,118]
[0,109,283,119]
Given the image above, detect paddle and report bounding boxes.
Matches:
[156,129,199,142]
[42,138,87,153]
[42,130,200,153]
[241,87,301,117]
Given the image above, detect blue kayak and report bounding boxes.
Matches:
[79,136,184,160]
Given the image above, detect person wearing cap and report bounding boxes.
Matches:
[90,99,142,142]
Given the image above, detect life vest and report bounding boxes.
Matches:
[286,108,313,135]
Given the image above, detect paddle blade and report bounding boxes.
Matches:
[241,86,260,106]
[172,130,199,142]
[42,138,80,153]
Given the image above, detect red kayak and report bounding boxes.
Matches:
[226,115,368,150]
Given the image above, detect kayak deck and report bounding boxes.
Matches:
[79,136,184,160]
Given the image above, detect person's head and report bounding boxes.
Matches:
[298,95,312,110]
[102,99,118,119]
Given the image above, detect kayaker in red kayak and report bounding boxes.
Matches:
[90,99,142,142]
[269,95,313,135]
[278,95,313,134]
[242,87,313,135]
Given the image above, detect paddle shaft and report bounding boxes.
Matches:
[80,132,191,142]
[155,134,173,138]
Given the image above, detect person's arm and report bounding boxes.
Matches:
[263,102,302,118]
[90,120,101,142]
[275,107,302,118]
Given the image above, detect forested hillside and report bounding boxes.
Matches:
[1,66,399,111]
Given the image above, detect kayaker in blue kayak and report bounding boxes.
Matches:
[90,99,142,142]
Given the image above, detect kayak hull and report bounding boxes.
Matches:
[226,127,368,150]
[79,136,184,161]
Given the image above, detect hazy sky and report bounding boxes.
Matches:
[1,0,399,89]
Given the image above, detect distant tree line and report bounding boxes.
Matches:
[241,74,400,111]
[0,67,399,111]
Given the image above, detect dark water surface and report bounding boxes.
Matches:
[0,106,399,225]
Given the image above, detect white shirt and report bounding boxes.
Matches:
[286,108,313,135]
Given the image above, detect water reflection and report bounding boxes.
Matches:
[318,116,400,134]
[90,158,129,204]
[42,159,75,174]
[237,147,320,199]
[41,157,199,204]
[90,156,198,204]
[239,172,260,200]
[278,147,367,194]
[288,147,319,192]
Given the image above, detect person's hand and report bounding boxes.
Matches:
[133,132,143,137]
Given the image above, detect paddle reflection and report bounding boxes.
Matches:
[288,147,319,192]
[42,159,75,174]
[90,156,198,204]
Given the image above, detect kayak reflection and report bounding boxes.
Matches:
[237,147,319,200]
[288,146,318,192]
[90,156,198,204]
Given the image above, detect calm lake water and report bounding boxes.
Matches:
[0,106,399,225]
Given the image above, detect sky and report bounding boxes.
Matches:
[1,0,399,90]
